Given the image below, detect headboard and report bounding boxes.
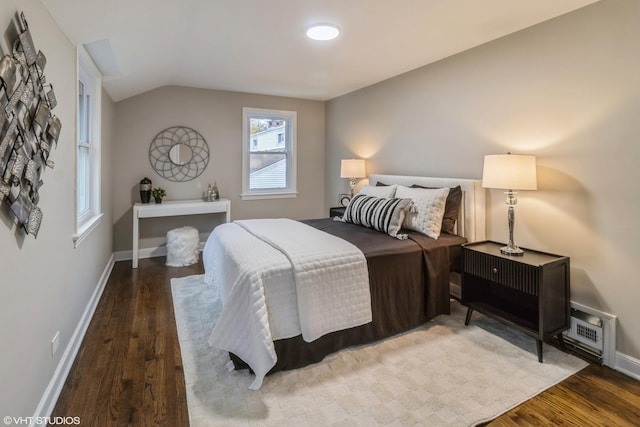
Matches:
[368,174,486,242]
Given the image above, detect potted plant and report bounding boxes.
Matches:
[151,187,167,204]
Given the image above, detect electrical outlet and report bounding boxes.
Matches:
[51,331,60,357]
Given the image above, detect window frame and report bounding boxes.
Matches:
[73,47,103,247]
[241,107,297,200]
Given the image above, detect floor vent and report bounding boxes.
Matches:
[562,302,616,366]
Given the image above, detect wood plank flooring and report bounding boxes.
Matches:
[51,257,640,426]
[51,257,195,426]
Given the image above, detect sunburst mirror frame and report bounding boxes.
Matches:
[149,126,209,182]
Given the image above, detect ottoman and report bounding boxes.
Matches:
[166,226,199,267]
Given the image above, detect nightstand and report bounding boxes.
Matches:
[461,241,570,362]
[329,207,346,217]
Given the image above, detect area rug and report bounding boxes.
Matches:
[171,274,587,426]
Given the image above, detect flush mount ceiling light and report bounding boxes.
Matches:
[306,24,340,41]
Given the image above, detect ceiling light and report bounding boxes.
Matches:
[306,24,340,41]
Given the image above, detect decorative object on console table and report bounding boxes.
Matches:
[339,193,350,207]
[461,240,570,363]
[205,182,219,201]
[212,182,219,200]
[151,187,166,203]
[340,159,366,198]
[139,177,152,203]
[205,184,213,201]
[482,153,537,255]
[0,12,62,238]
[329,206,346,218]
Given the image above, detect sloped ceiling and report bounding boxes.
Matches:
[40,0,599,102]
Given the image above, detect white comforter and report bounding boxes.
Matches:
[204,218,371,389]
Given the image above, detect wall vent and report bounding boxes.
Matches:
[562,302,616,367]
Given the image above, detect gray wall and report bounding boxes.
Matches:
[326,0,640,360]
[112,86,325,252]
[0,0,114,418]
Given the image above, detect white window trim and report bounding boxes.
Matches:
[241,107,297,200]
[73,212,104,248]
[73,47,102,247]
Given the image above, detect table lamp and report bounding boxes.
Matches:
[340,159,366,197]
[482,153,537,255]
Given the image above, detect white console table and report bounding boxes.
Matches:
[132,198,231,268]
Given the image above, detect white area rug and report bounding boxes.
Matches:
[171,274,587,426]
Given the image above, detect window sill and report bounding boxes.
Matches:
[73,213,104,248]
[240,191,298,201]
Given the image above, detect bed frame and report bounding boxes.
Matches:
[229,174,487,377]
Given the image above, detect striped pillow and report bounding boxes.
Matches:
[343,194,413,239]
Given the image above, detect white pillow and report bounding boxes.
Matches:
[358,184,397,198]
[395,185,450,239]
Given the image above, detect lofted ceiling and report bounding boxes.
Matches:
[40,0,599,102]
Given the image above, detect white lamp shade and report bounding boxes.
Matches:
[340,159,366,178]
[482,154,537,190]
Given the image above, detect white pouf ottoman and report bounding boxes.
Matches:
[166,226,199,267]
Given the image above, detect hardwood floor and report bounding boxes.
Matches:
[487,363,640,426]
[51,257,195,426]
[51,257,640,426]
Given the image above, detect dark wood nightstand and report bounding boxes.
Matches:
[329,207,346,217]
[461,241,570,362]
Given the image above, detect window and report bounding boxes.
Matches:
[74,47,102,247]
[241,107,297,200]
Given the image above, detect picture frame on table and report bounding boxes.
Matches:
[339,193,351,207]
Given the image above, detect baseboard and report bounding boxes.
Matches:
[615,352,640,381]
[31,254,115,427]
[114,242,206,262]
[114,246,167,262]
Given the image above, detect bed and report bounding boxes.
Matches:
[203,174,486,389]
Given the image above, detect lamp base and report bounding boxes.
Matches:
[500,245,524,256]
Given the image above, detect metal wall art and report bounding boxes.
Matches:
[0,12,61,237]
[149,126,209,182]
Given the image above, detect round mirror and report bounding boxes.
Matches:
[169,143,193,165]
[149,126,209,182]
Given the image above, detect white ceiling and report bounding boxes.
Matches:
[40,0,599,103]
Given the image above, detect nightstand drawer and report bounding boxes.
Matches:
[464,250,539,296]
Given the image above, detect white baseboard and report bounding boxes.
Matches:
[114,242,205,262]
[615,352,640,381]
[114,246,167,262]
[31,254,115,427]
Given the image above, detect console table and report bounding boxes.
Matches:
[132,198,231,268]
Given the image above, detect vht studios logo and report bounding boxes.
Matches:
[3,416,81,425]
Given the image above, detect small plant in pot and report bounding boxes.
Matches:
[151,187,167,203]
